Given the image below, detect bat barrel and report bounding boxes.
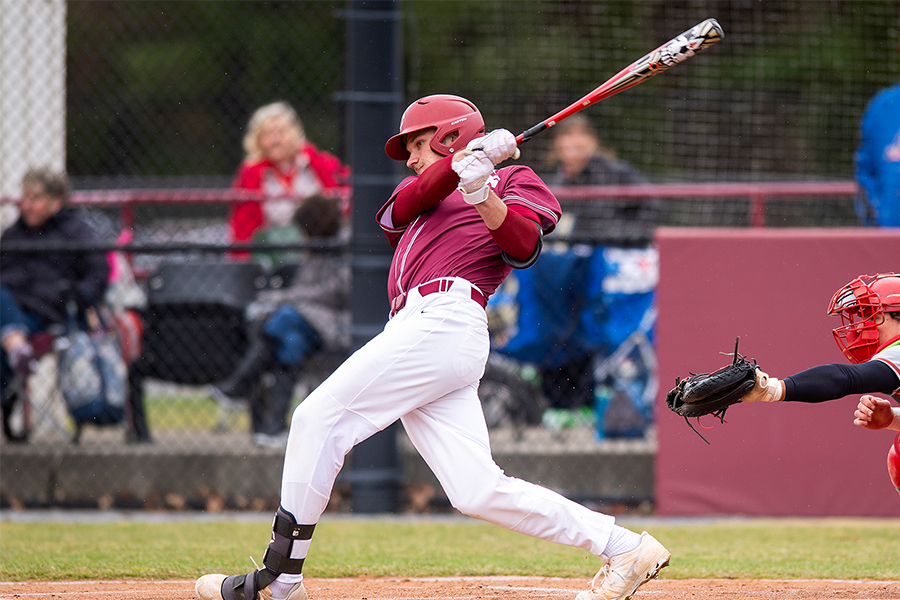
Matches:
[702,18,724,43]
[513,17,723,153]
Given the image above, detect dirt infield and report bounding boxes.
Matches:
[1,577,899,600]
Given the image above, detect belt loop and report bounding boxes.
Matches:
[439,278,452,293]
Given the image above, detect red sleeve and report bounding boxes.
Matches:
[489,204,541,261]
[304,144,351,189]
[229,163,265,256]
[230,202,264,243]
[232,161,263,191]
[390,155,459,226]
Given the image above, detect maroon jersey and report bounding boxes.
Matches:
[377,165,560,303]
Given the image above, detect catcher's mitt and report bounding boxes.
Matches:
[666,337,758,422]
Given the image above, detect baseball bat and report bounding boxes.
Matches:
[509,18,723,158]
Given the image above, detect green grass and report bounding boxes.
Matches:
[145,395,249,431]
[146,395,219,430]
[1,517,898,582]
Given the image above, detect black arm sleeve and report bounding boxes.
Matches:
[783,360,899,403]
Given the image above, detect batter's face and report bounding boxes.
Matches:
[405,128,442,175]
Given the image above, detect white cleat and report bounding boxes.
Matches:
[575,532,671,600]
[195,574,307,600]
[195,574,227,600]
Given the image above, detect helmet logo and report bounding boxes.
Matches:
[450,117,468,126]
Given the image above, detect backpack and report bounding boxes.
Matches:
[55,307,128,426]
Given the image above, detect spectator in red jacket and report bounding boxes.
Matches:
[229,101,350,257]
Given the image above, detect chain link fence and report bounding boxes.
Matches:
[1,0,898,511]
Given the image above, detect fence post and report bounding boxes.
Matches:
[750,191,766,227]
[341,0,403,514]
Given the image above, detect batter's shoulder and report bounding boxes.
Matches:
[495,165,561,231]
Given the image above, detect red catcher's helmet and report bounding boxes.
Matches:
[827,272,900,363]
[384,94,485,161]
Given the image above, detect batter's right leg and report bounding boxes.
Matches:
[401,386,670,600]
[401,385,616,553]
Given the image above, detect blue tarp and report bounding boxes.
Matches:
[492,245,657,368]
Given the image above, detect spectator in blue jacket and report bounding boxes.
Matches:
[855,82,900,227]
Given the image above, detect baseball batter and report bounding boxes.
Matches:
[196,94,670,600]
[745,273,900,496]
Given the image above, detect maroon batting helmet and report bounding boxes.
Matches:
[385,94,485,161]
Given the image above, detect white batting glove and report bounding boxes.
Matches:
[466,129,518,165]
[451,151,495,204]
[741,369,783,403]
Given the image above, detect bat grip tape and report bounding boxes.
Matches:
[518,122,548,145]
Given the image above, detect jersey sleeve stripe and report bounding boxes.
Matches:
[502,194,560,225]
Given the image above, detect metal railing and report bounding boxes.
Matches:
[1,179,859,231]
[549,181,858,227]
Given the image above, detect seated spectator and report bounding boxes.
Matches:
[229,101,350,262]
[0,167,110,440]
[536,117,662,429]
[211,195,350,448]
[546,114,663,245]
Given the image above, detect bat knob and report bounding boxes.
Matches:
[512,148,520,160]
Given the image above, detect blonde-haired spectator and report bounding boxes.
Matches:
[229,101,350,256]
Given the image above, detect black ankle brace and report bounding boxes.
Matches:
[263,506,316,574]
[221,506,316,600]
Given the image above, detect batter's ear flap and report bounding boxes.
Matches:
[502,225,542,270]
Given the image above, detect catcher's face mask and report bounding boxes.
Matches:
[828,273,900,363]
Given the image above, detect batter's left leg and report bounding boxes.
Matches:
[204,301,493,600]
[195,505,310,600]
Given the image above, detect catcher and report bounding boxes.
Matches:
[668,272,900,497]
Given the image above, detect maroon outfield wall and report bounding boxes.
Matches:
[655,228,900,516]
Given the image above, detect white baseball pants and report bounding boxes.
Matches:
[280,277,615,557]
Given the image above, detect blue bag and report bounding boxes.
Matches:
[56,307,127,425]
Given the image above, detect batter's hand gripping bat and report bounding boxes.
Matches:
[504,18,724,159]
